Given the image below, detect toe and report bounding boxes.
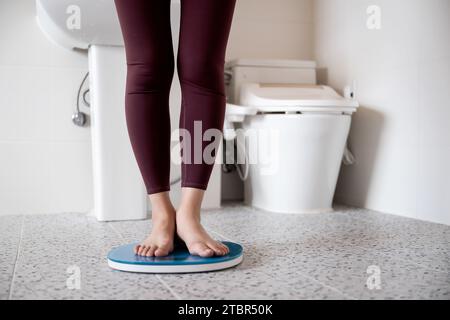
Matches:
[138,245,147,256]
[202,248,214,257]
[221,243,230,254]
[208,242,226,256]
[190,242,214,257]
[221,244,229,255]
[155,247,169,257]
[147,245,156,257]
[142,246,152,256]
[218,242,228,252]
[134,244,141,254]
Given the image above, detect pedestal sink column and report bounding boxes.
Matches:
[89,45,147,221]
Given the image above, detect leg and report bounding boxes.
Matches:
[115,0,175,256]
[176,0,236,257]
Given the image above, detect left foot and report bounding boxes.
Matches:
[176,207,229,257]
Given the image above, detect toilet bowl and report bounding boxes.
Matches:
[224,59,358,214]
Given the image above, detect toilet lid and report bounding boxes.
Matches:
[240,83,359,114]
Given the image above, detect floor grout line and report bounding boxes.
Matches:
[155,275,182,300]
[207,228,235,242]
[106,222,183,300]
[290,272,357,300]
[8,214,25,300]
[106,222,126,242]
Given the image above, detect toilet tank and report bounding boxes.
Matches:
[225,59,317,104]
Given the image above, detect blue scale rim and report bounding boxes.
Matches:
[107,241,243,266]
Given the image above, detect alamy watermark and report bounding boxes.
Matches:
[366,265,382,290]
[170,121,280,176]
[367,5,382,30]
[66,265,81,290]
[66,5,81,30]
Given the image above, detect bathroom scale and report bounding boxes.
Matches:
[107,241,243,273]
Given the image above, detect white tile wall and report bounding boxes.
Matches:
[0,141,92,214]
[227,0,314,61]
[417,58,450,224]
[315,0,450,225]
[0,0,91,215]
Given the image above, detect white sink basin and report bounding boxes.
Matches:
[36,0,123,49]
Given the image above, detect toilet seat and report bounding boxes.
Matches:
[224,82,358,139]
[239,83,359,114]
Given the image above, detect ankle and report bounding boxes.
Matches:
[151,204,175,222]
[177,211,201,227]
[148,192,173,214]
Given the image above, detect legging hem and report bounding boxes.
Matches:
[147,186,171,195]
[181,182,208,191]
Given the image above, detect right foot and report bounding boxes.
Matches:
[135,205,176,257]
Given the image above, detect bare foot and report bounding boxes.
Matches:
[135,193,176,257]
[176,207,229,258]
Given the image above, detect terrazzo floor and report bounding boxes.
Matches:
[1,203,449,300]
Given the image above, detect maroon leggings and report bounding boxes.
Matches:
[114,0,236,194]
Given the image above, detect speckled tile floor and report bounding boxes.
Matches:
[0,203,449,300]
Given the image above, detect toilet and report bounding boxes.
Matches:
[224,59,358,214]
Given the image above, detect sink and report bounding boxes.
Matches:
[36,0,124,49]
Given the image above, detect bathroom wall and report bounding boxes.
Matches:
[314,0,450,225]
[227,0,314,61]
[0,0,92,215]
[0,0,313,215]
